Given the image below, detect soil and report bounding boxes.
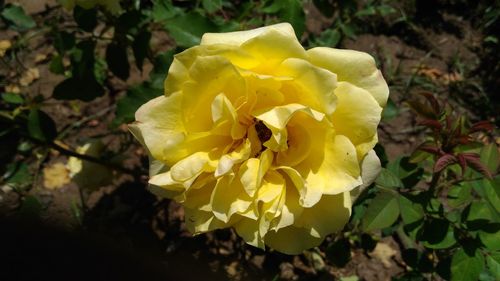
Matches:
[0,1,497,281]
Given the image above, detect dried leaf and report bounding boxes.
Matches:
[370,242,397,268]
[462,153,493,179]
[43,162,71,190]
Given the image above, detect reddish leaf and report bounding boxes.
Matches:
[457,135,471,145]
[445,115,452,131]
[470,121,495,133]
[405,99,436,119]
[419,92,440,115]
[457,154,467,176]
[434,154,457,173]
[462,153,493,179]
[418,143,441,155]
[419,119,442,130]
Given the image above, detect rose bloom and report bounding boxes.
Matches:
[130,23,388,254]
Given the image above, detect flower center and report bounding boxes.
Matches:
[255,120,272,144]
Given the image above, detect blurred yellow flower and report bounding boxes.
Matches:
[43,163,71,190]
[67,140,115,190]
[130,23,388,254]
[0,40,11,57]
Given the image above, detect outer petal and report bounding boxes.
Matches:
[296,131,362,195]
[332,82,382,159]
[350,150,381,201]
[264,226,323,255]
[307,47,389,107]
[133,93,185,166]
[201,23,296,46]
[294,192,351,238]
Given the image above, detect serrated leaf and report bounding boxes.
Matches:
[486,253,500,279]
[112,83,162,127]
[106,43,130,80]
[165,12,217,47]
[422,220,456,249]
[382,97,399,121]
[399,195,424,225]
[1,5,35,30]
[480,143,499,174]
[73,5,97,32]
[447,184,472,208]
[28,109,57,142]
[151,0,182,22]
[451,249,485,281]
[375,168,403,189]
[202,0,222,13]
[479,231,500,251]
[53,77,104,101]
[132,31,151,71]
[326,238,351,267]
[278,0,305,38]
[361,191,400,231]
[49,55,65,74]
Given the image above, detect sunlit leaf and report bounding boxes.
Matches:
[451,249,484,281]
[1,4,35,30]
[361,191,400,231]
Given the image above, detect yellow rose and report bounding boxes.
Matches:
[130,23,388,254]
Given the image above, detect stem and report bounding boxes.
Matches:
[48,140,138,176]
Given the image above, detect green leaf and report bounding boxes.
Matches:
[377,4,397,16]
[19,195,42,218]
[375,168,403,189]
[53,76,104,101]
[479,231,500,251]
[339,23,356,39]
[28,109,57,142]
[1,5,35,30]
[49,55,65,74]
[361,191,400,231]
[451,249,485,281]
[151,0,182,22]
[165,12,217,47]
[54,31,75,54]
[278,0,305,38]
[73,6,97,32]
[421,220,456,249]
[132,31,151,71]
[399,195,424,225]
[106,43,130,80]
[112,83,163,127]
[486,253,500,279]
[387,156,423,188]
[382,97,399,121]
[202,0,222,13]
[2,93,23,104]
[311,29,341,47]
[326,238,351,267]
[5,162,31,185]
[447,184,473,208]
[480,143,499,174]
[312,0,334,17]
